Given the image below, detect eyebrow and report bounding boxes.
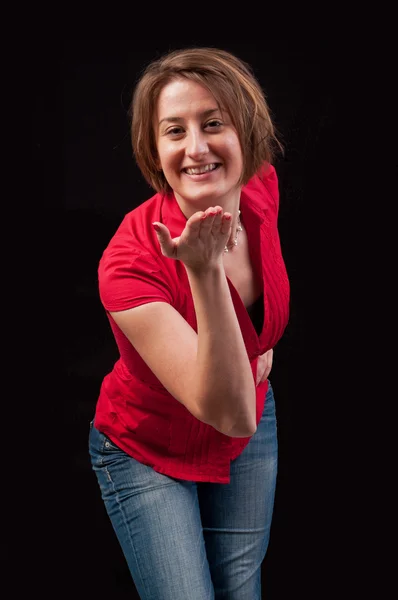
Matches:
[158,108,220,127]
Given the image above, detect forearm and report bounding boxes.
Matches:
[185,263,256,437]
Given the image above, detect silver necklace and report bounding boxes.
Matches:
[224,210,242,253]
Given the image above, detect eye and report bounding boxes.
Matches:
[205,120,223,129]
[166,126,184,136]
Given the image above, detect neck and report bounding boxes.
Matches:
[221,190,242,250]
[174,188,242,235]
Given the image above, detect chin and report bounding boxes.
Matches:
[182,184,228,203]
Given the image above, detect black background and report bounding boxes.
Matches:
[52,35,350,597]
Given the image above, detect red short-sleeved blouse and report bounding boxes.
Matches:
[94,163,290,483]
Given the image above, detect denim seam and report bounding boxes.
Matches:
[103,463,150,598]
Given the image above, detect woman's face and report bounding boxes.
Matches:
[155,78,243,213]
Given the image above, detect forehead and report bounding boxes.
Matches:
[157,78,218,117]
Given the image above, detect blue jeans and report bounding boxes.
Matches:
[88,381,278,599]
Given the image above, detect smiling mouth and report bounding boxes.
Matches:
[183,163,221,175]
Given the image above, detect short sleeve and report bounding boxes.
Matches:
[98,246,174,313]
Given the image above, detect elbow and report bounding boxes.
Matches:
[222,421,257,438]
[195,387,257,438]
[198,410,256,438]
[213,411,257,438]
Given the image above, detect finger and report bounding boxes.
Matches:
[220,213,232,235]
[152,222,177,258]
[210,207,224,231]
[186,211,205,233]
[256,354,266,385]
[198,211,219,241]
[263,360,273,382]
[199,208,217,232]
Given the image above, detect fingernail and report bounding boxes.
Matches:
[152,223,161,232]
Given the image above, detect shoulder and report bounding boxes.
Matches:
[243,162,280,214]
[98,193,174,296]
[257,163,279,202]
[99,193,163,269]
[97,193,182,312]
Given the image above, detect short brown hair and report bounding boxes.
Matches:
[130,47,283,193]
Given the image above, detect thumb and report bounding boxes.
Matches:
[152,222,175,257]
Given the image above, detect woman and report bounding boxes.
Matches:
[89,47,290,599]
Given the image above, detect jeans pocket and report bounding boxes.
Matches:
[101,433,123,452]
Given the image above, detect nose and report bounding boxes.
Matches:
[186,129,209,160]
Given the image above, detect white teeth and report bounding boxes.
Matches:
[185,163,217,175]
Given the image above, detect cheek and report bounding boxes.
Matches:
[224,136,243,167]
[159,145,182,171]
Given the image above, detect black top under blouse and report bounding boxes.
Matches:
[246,292,264,336]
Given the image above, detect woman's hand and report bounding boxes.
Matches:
[152,206,232,271]
[256,348,274,386]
